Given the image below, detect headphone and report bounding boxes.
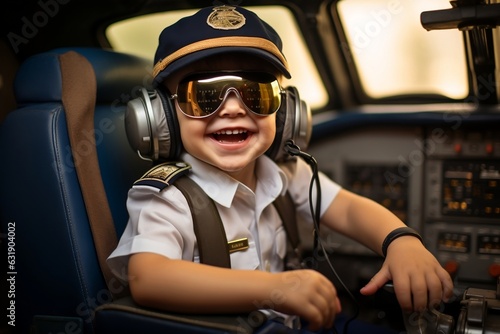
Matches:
[125,85,311,162]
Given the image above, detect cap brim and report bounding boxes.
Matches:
[153,47,291,86]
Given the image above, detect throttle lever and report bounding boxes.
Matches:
[383,282,455,334]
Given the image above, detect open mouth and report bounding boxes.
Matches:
[211,129,250,143]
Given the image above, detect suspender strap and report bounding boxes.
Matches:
[174,174,300,270]
[175,176,231,268]
[59,51,121,297]
[273,192,303,270]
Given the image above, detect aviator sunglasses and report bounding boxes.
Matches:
[171,72,284,118]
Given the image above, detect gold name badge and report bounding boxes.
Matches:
[228,238,249,253]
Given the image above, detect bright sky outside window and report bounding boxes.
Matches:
[337,0,468,100]
[106,6,328,110]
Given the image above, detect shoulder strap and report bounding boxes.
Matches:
[274,192,300,250]
[174,176,301,270]
[273,192,303,270]
[174,177,231,268]
[59,51,121,296]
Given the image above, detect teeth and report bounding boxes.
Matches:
[214,129,248,135]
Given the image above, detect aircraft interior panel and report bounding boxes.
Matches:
[304,119,500,293]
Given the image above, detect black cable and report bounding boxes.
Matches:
[284,140,360,334]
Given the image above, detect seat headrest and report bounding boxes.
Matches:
[14,47,153,104]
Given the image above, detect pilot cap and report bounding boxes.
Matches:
[152,5,291,85]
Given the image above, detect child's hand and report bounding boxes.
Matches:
[359,236,454,312]
[271,269,341,331]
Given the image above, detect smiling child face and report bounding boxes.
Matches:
[164,54,283,186]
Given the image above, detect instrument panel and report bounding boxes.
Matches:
[424,127,500,287]
[305,116,500,290]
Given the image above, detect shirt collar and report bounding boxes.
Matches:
[255,154,289,198]
[180,153,288,208]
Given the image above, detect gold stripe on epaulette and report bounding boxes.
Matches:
[136,161,191,185]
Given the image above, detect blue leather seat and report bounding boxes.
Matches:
[0,47,285,334]
[0,47,153,333]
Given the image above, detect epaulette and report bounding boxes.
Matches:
[133,161,191,191]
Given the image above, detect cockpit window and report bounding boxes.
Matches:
[105,6,329,110]
[336,0,468,100]
[106,2,469,109]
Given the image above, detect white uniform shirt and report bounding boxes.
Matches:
[107,152,341,280]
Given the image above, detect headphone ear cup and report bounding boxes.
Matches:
[266,86,312,161]
[125,88,160,160]
[125,87,182,161]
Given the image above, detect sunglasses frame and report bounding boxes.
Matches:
[170,72,285,119]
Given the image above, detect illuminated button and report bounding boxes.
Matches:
[486,143,494,154]
[444,260,459,275]
[454,143,462,154]
[488,263,500,278]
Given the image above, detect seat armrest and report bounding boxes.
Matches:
[94,296,268,334]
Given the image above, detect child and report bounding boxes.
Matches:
[107,5,453,332]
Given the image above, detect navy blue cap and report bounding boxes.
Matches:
[152,5,291,85]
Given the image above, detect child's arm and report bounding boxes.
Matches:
[321,189,454,312]
[128,252,341,331]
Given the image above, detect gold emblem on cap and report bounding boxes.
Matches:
[207,6,246,30]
